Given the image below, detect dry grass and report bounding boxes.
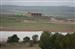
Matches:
[0,43,41,49]
[1,47,41,49]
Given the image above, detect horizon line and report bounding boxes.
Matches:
[0,4,74,7]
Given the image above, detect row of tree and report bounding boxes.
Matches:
[39,31,75,49]
[7,34,38,44]
[6,31,75,49]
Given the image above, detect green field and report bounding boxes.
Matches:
[0,14,75,31]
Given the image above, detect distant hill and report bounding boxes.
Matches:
[0,5,75,19]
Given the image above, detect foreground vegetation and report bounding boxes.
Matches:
[0,31,75,49]
[40,31,75,49]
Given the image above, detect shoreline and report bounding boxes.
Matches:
[0,28,75,32]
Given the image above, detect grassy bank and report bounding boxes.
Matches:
[0,14,75,31]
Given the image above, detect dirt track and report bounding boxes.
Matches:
[0,47,41,49]
[0,27,75,32]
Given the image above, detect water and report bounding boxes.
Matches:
[0,31,43,42]
[0,31,70,42]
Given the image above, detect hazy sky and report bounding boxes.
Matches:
[0,0,75,6]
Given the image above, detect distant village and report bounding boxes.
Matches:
[24,12,75,24]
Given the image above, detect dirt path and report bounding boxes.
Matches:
[0,27,75,32]
[0,47,41,49]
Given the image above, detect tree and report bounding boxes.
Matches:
[39,31,51,49]
[7,34,19,43]
[23,36,30,42]
[32,34,38,43]
[39,32,75,49]
[51,33,64,49]
[70,32,75,49]
[0,43,1,47]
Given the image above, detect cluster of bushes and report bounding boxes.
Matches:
[7,34,38,47]
[39,31,75,49]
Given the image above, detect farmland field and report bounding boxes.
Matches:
[0,14,75,32]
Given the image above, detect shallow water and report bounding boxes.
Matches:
[0,31,69,42]
[0,31,43,42]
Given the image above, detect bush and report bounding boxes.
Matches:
[32,34,38,44]
[7,34,19,43]
[23,36,30,42]
[39,31,51,49]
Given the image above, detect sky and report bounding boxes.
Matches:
[0,0,75,6]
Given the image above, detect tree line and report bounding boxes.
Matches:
[39,31,75,49]
[1,31,75,49]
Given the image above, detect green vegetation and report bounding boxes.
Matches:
[39,31,51,49]
[7,34,19,43]
[1,31,75,49]
[32,35,38,44]
[0,14,75,31]
[39,31,75,49]
[23,36,30,43]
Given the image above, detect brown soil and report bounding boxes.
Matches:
[0,47,41,49]
[0,27,75,32]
